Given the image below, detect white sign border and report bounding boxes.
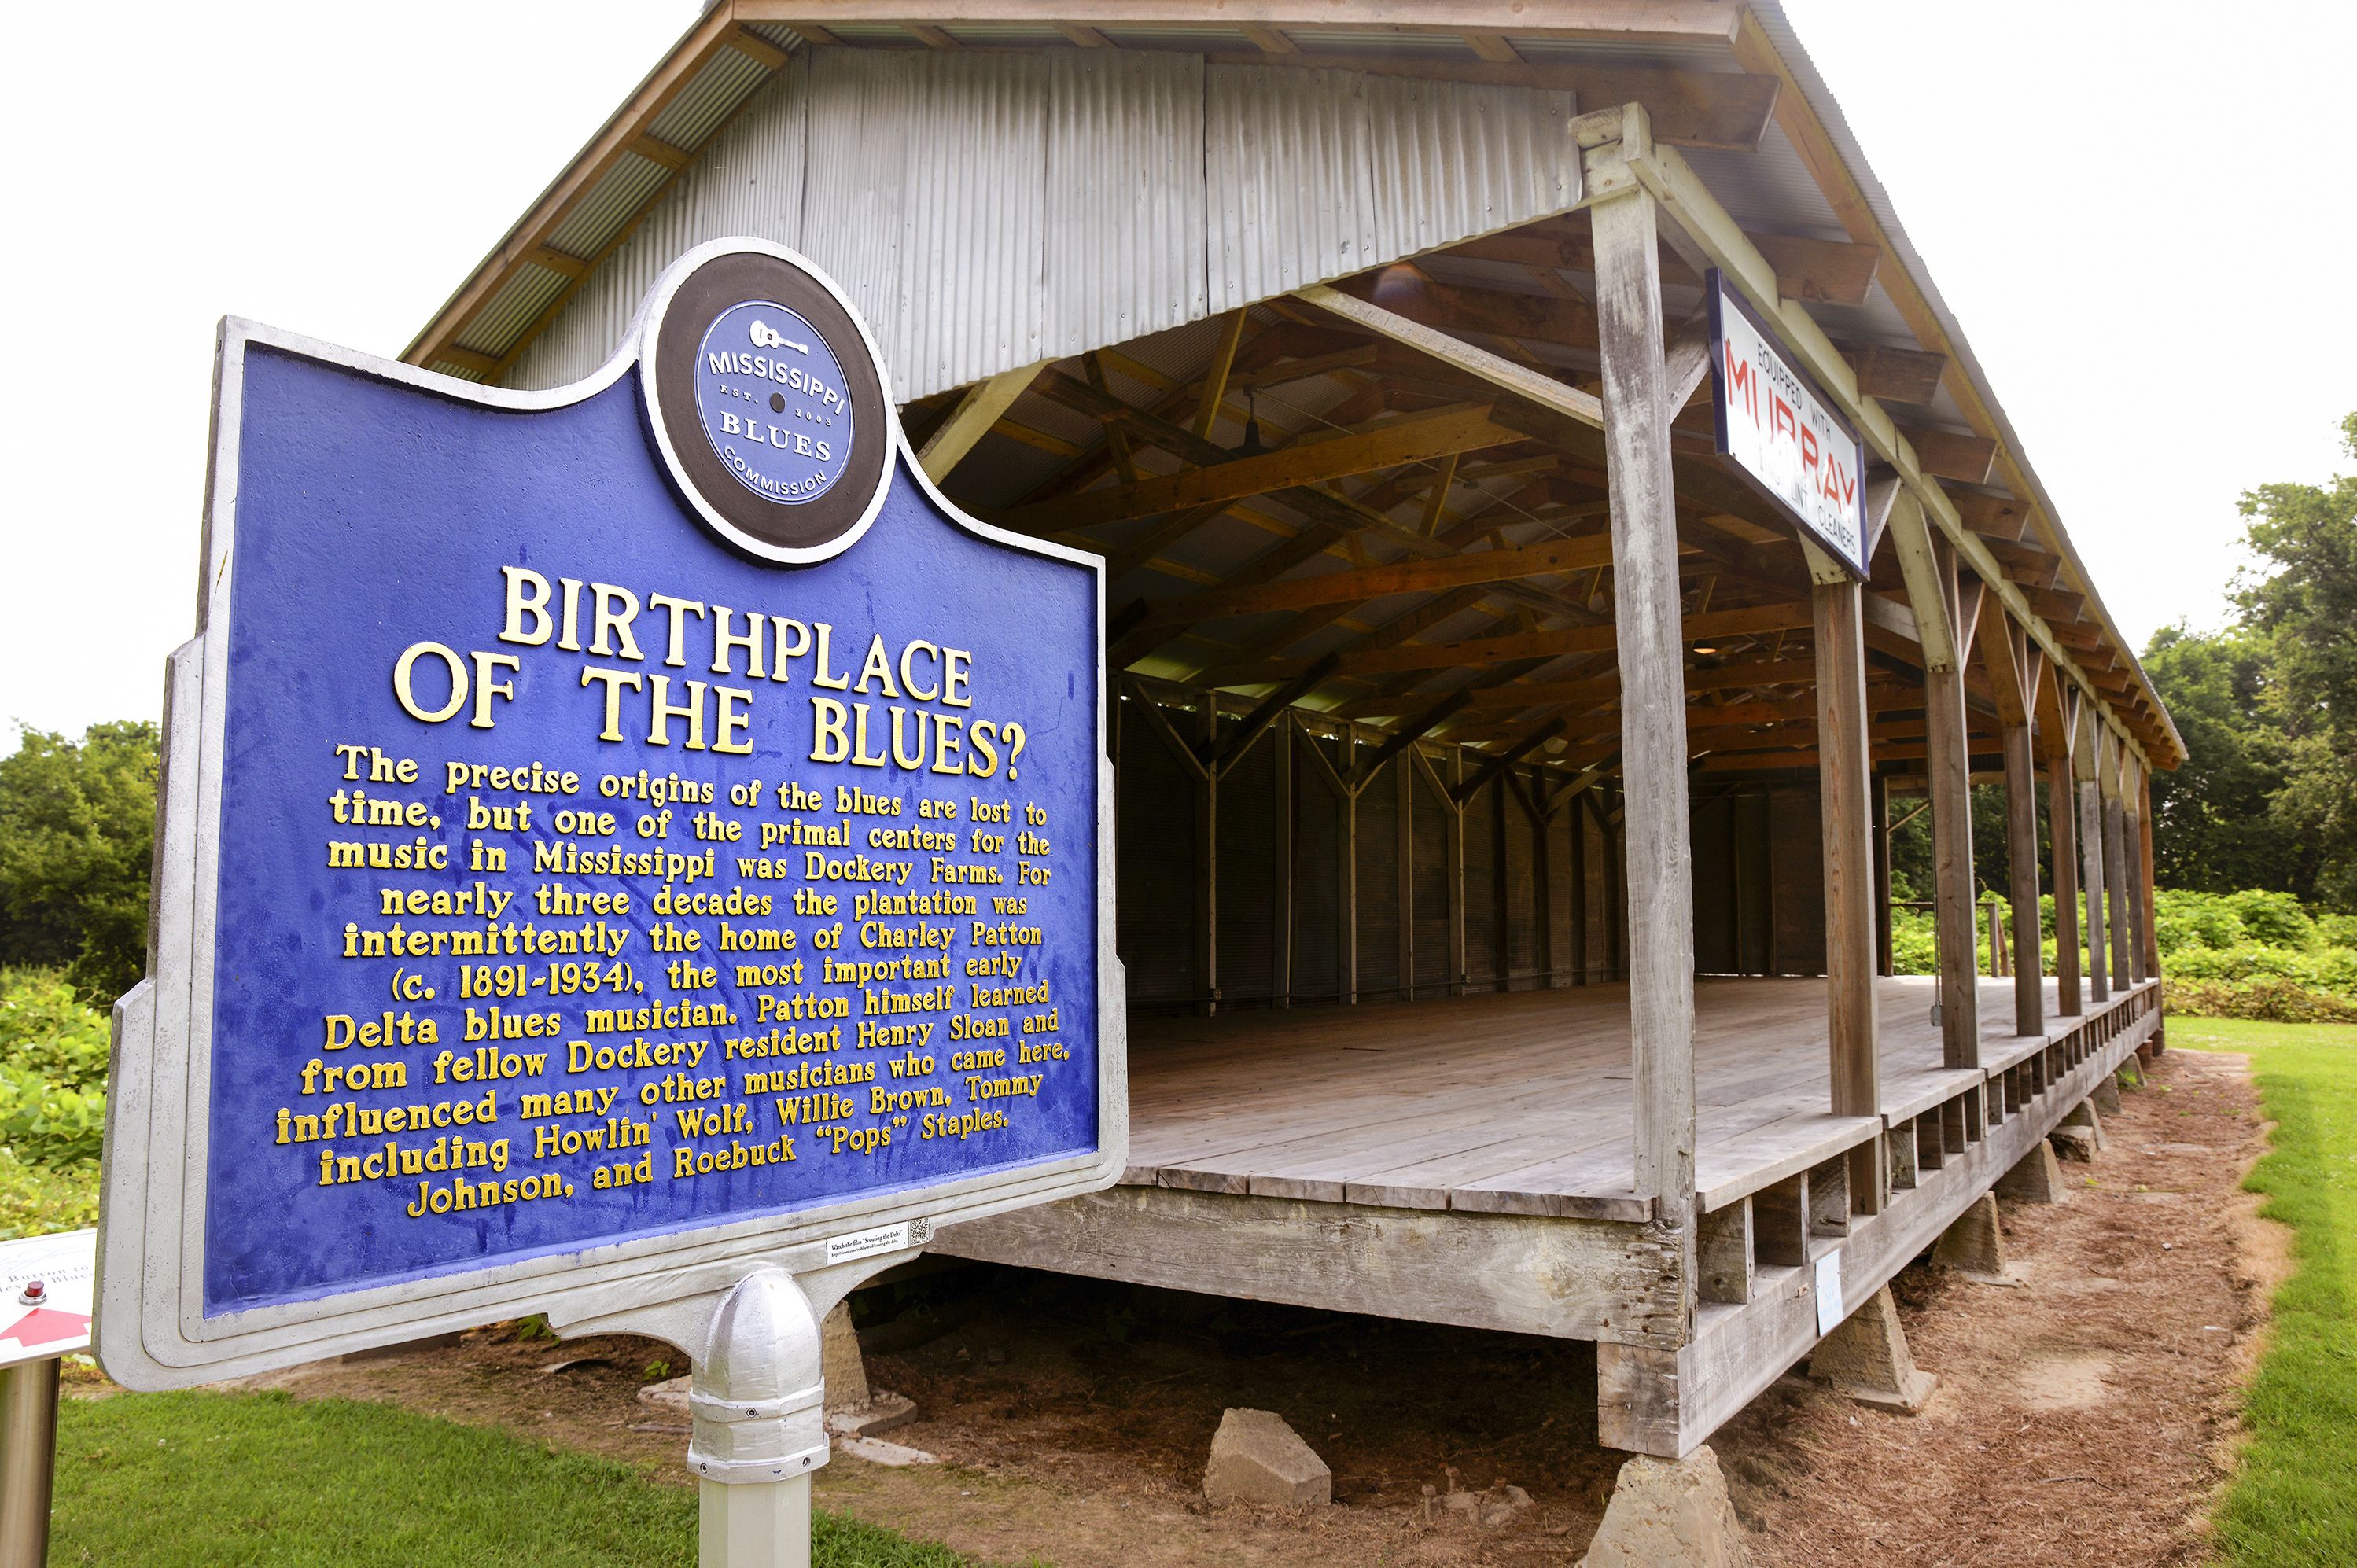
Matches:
[1707,269,1872,580]
[96,242,1127,1389]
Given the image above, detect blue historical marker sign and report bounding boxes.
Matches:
[98,240,1124,1384]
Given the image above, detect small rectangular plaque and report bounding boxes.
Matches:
[1813,1249,1845,1337]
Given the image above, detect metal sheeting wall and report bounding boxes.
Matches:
[510,49,1579,400]
[1214,723,1279,1003]
[1503,786,1539,988]
[1110,700,1651,1010]
[1291,731,1343,1000]
[1690,783,1829,978]
[1352,756,1402,999]
[1117,707,1199,1007]
[1463,781,1500,992]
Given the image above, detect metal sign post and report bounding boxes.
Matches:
[96,239,1125,1566]
[0,1229,96,1568]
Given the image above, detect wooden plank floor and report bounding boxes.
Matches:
[1124,975,2072,1220]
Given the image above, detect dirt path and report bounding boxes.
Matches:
[223,1048,2276,1566]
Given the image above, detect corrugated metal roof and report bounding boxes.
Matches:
[510,61,812,389]
[645,41,775,150]
[452,261,574,359]
[541,149,673,259]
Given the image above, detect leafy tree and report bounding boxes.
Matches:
[2234,413,2357,907]
[0,723,158,1001]
[2143,623,2307,896]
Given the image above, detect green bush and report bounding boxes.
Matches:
[2228,888,2319,950]
[2166,976,2357,1025]
[2155,888,2246,953]
[0,968,109,1169]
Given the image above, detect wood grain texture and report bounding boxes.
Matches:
[2078,778,2110,1003]
[1812,582,1879,1156]
[1591,175,1697,1231]
[2048,759,2083,1016]
[2003,723,2044,1036]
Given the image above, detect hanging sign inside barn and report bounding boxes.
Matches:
[1708,270,1870,577]
[98,238,1123,1388]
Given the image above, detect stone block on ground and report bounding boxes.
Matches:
[828,1390,917,1438]
[1931,1191,2015,1282]
[1806,1285,1936,1413]
[822,1299,871,1412]
[2053,1098,2108,1162]
[1578,1445,1750,1568]
[2093,1073,2123,1114]
[1202,1408,1331,1507]
[1996,1140,2068,1204]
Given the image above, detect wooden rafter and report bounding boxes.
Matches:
[993,403,1524,536]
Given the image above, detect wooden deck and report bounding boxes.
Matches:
[1121,975,2060,1223]
[941,974,2164,1454]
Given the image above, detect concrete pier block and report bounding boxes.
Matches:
[1808,1285,1936,1413]
[1996,1141,2068,1205]
[821,1301,871,1412]
[1932,1192,2013,1282]
[1578,1445,1750,1568]
[2092,1073,2123,1114]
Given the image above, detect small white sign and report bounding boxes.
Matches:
[0,1229,94,1369]
[1711,274,1869,576]
[1813,1249,1845,1338]
[824,1217,932,1268]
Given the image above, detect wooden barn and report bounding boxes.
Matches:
[411,0,2177,1469]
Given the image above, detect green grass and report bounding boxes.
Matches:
[2175,1017,2357,1566]
[53,1389,975,1567]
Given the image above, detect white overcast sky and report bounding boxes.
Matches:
[4,1,2351,744]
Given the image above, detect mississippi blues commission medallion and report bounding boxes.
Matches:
[645,243,893,564]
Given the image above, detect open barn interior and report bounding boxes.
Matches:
[403,2,2182,1459]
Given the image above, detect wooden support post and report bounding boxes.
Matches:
[1806,548,1880,1213]
[1445,751,1468,994]
[2122,759,2149,986]
[2138,768,2162,984]
[1396,752,1415,996]
[2048,756,2083,1016]
[1570,777,1591,984]
[1590,160,1698,1241]
[2121,749,2140,990]
[1272,712,1294,1007]
[1922,539,1982,1068]
[2077,745,2109,1006]
[1873,773,1894,977]
[2002,720,2042,1036]
[1337,742,1358,1007]
[1197,701,1219,1015]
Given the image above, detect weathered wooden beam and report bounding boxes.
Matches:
[2003,716,2044,1036]
[1898,426,1998,486]
[1295,285,1604,430]
[1812,563,1881,1208]
[1451,224,1880,308]
[2048,753,2083,1017]
[1206,602,1813,688]
[917,359,1049,482]
[1589,127,1697,1247]
[1845,343,1946,407]
[1921,539,1981,1069]
[1194,308,1250,440]
[996,401,1523,536]
[1140,532,1615,629]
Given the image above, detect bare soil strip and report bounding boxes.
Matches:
[219,1049,2270,1567]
